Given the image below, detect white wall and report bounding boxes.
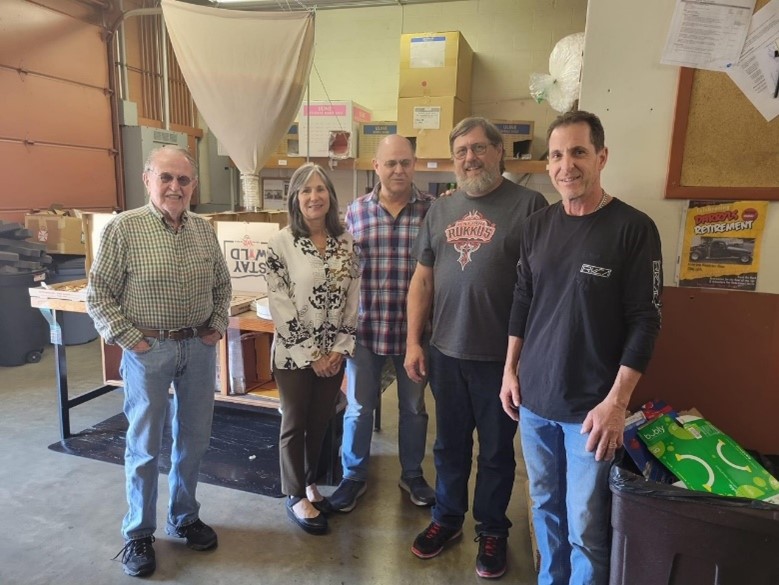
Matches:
[580,0,779,293]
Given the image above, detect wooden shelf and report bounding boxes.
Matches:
[229,311,274,333]
[260,156,358,170]
[263,156,548,175]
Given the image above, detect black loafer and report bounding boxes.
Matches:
[286,496,328,535]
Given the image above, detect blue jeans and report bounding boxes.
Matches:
[342,342,429,481]
[519,406,612,585]
[119,336,217,540]
[428,346,516,537]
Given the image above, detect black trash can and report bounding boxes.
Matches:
[0,269,48,366]
[609,456,779,585]
[47,255,98,345]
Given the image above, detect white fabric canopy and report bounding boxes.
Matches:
[161,0,314,209]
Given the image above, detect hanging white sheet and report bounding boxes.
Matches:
[161,0,314,208]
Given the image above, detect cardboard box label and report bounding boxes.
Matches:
[304,104,347,117]
[410,35,447,68]
[413,107,442,130]
[362,124,397,135]
[495,122,533,136]
[358,122,398,159]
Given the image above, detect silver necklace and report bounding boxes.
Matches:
[595,190,610,212]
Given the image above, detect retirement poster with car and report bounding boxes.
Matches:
[677,200,768,291]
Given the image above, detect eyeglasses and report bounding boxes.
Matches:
[452,143,492,160]
[380,159,414,169]
[153,172,194,187]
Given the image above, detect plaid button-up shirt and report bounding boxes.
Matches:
[345,184,433,356]
[86,204,232,350]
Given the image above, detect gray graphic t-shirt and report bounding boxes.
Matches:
[413,178,547,361]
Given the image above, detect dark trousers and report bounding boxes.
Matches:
[274,366,344,497]
[428,346,516,537]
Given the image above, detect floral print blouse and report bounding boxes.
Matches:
[265,226,360,370]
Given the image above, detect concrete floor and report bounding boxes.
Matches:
[0,339,536,585]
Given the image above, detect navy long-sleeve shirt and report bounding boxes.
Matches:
[508,198,663,422]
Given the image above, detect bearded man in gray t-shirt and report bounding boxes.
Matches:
[404,117,548,579]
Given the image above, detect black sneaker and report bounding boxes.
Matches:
[328,479,367,512]
[166,518,218,551]
[475,534,507,579]
[114,536,156,577]
[399,476,436,506]
[411,521,462,559]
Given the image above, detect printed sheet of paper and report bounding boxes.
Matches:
[677,200,768,291]
[726,0,779,121]
[661,0,755,71]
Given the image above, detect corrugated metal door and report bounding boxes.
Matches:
[0,0,117,224]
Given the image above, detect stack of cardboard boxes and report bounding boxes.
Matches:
[397,31,473,159]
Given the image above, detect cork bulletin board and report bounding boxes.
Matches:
[666,0,779,201]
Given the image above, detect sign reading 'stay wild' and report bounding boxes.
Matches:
[216,221,280,294]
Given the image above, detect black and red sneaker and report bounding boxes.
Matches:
[475,534,507,579]
[411,521,462,559]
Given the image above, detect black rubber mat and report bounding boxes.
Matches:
[48,404,284,498]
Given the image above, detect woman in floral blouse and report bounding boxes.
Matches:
[265,162,360,535]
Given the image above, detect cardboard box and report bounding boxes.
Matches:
[399,31,473,101]
[358,122,398,159]
[639,414,779,503]
[493,120,535,160]
[297,100,372,158]
[216,221,280,295]
[274,123,299,156]
[398,96,470,159]
[202,210,287,230]
[623,410,677,484]
[28,279,88,304]
[25,209,86,254]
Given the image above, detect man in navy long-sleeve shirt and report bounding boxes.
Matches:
[500,111,662,585]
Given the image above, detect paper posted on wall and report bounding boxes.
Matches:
[725,0,779,121]
[676,200,768,291]
[660,0,755,71]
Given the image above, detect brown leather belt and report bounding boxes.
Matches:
[137,326,213,341]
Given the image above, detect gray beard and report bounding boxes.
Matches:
[456,165,500,195]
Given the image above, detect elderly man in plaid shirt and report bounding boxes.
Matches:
[327,135,436,512]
